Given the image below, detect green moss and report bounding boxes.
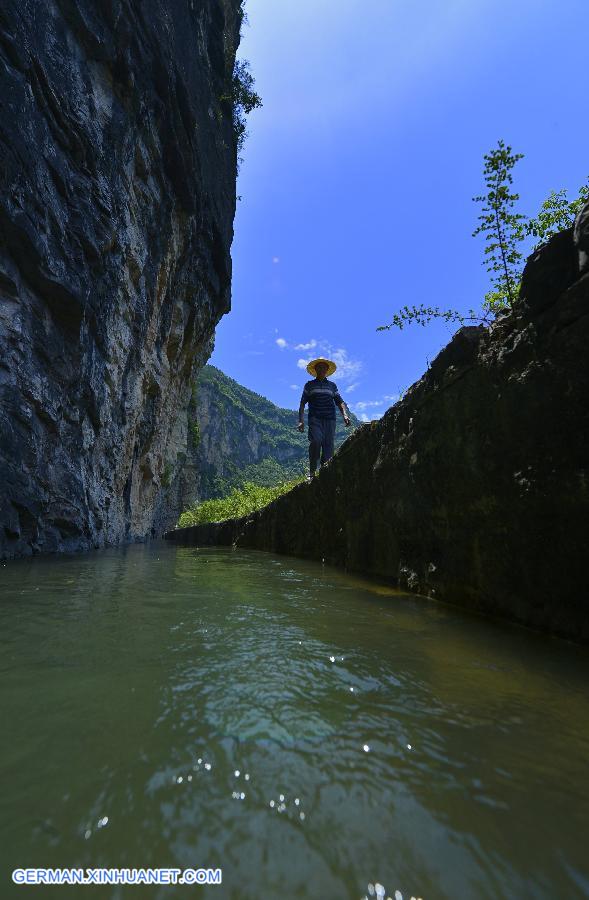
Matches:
[188,419,200,448]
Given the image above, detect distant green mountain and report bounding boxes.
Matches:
[182,365,360,501]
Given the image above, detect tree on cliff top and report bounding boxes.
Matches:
[472,140,525,315]
[377,143,589,332]
[219,3,262,166]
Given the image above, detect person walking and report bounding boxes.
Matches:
[297,357,351,477]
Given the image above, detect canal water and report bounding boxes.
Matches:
[1,542,588,899]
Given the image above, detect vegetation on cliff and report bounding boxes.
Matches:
[229,60,262,158]
[178,478,303,526]
[378,142,589,331]
[221,2,262,163]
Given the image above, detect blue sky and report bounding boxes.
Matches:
[210,0,588,420]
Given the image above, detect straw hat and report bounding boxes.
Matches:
[306,357,337,377]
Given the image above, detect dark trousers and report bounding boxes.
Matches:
[308,417,336,473]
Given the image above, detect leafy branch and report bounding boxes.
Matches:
[524,183,589,249]
[217,4,262,165]
[376,305,492,332]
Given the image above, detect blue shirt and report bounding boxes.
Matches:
[301,378,343,420]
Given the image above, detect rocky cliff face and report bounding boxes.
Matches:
[168,208,589,641]
[0,0,241,558]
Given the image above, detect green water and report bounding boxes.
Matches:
[1,543,588,900]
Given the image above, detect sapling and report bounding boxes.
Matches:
[472,139,526,314]
[378,141,588,332]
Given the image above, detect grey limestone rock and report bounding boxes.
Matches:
[0,0,242,558]
[518,228,578,314]
[573,197,589,274]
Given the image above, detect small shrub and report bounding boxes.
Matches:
[220,59,262,160]
[188,419,200,448]
[524,183,589,248]
[472,139,526,312]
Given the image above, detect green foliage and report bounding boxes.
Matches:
[221,59,262,159]
[472,139,526,308]
[161,462,173,488]
[197,365,294,432]
[378,142,588,331]
[233,60,262,157]
[237,0,248,29]
[232,60,262,117]
[524,181,589,248]
[188,418,200,448]
[482,285,518,316]
[201,456,295,500]
[477,173,588,314]
[178,479,304,527]
[234,456,308,487]
[219,3,261,162]
[376,305,491,332]
[197,366,357,460]
[196,459,307,502]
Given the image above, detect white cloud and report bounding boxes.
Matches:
[359,409,386,422]
[350,393,399,412]
[290,384,299,390]
[283,339,363,384]
[351,399,384,412]
[346,382,360,393]
[272,256,280,264]
[326,346,362,382]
